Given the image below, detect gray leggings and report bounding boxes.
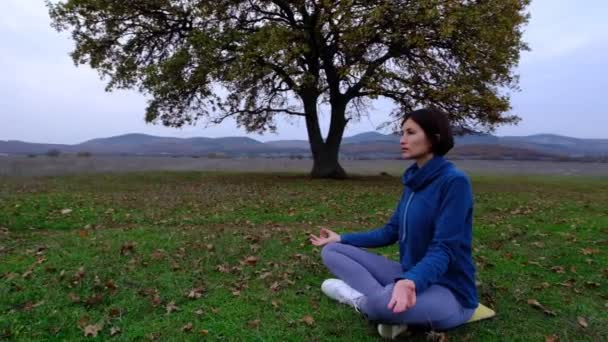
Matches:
[321,242,474,330]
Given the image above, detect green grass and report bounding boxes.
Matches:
[0,172,607,341]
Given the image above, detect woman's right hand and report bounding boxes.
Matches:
[309,228,341,246]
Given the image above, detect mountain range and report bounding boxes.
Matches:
[2,132,608,161]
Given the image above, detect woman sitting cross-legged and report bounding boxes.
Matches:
[310,108,479,339]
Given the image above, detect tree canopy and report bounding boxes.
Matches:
[49,0,529,178]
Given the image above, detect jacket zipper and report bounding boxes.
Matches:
[401,191,415,242]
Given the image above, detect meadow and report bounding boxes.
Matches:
[1,170,607,340]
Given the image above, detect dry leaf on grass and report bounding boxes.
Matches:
[270,281,281,292]
[68,293,81,303]
[83,323,103,337]
[166,301,179,314]
[426,331,449,342]
[533,282,550,290]
[247,319,261,329]
[527,299,556,316]
[110,326,121,336]
[545,334,559,342]
[186,287,205,299]
[182,323,193,332]
[120,242,136,256]
[580,248,600,256]
[301,315,315,326]
[244,256,259,266]
[577,316,588,328]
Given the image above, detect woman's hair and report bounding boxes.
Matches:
[401,107,455,156]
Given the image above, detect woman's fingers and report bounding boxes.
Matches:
[309,234,321,245]
[319,228,330,238]
[387,297,397,311]
[409,290,417,308]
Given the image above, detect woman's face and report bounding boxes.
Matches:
[400,118,433,160]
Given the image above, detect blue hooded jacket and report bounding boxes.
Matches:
[340,156,478,309]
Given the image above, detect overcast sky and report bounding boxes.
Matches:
[1,0,607,144]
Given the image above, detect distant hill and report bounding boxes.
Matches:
[1,131,607,161]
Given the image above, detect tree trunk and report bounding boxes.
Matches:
[310,145,347,179]
[303,94,348,179]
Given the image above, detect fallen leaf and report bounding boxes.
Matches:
[166,301,179,314]
[205,244,214,251]
[105,279,117,291]
[247,319,261,329]
[21,302,34,312]
[545,334,559,342]
[585,281,600,288]
[551,266,565,274]
[577,316,588,328]
[533,282,550,290]
[527,299,556,316]
[270,281,281,292]
[4,273,18,280]
[271,299,280,308]
[79,230,89,238]
[426,331,448,342]
[110,326,121,336]
[258,272,272,280]
[581,248,600,256]
[215,264,230,273]
[22,270,33,279]
[301,315,315,326]
[194,309,204,315]
[186,287,205,299]
[151,293,161,307]
[85,293,104,306]
[120,242,136,256]
[108,308,121,318]
[150,249,166,260]
[244,256,259,266]
[199,329,209,335]
[60,208,72,215]
[83,323,103,337]
[181,323,193,332]
[68,293,81,303]
[231,289,241,296]
[77,315,90,329]
[73,267,86,282]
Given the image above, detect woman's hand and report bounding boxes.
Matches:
[387,279,416,313]
[309,228,341,246]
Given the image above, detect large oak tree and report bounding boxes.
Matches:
[49,0,529,178]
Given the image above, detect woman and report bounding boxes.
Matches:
[310,108,478,338]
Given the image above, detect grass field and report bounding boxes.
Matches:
[1,172,607,341]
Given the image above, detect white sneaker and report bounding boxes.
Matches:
[377,324,408,339]
[321,278,363,309]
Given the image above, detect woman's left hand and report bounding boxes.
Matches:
[387,279,416,313]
